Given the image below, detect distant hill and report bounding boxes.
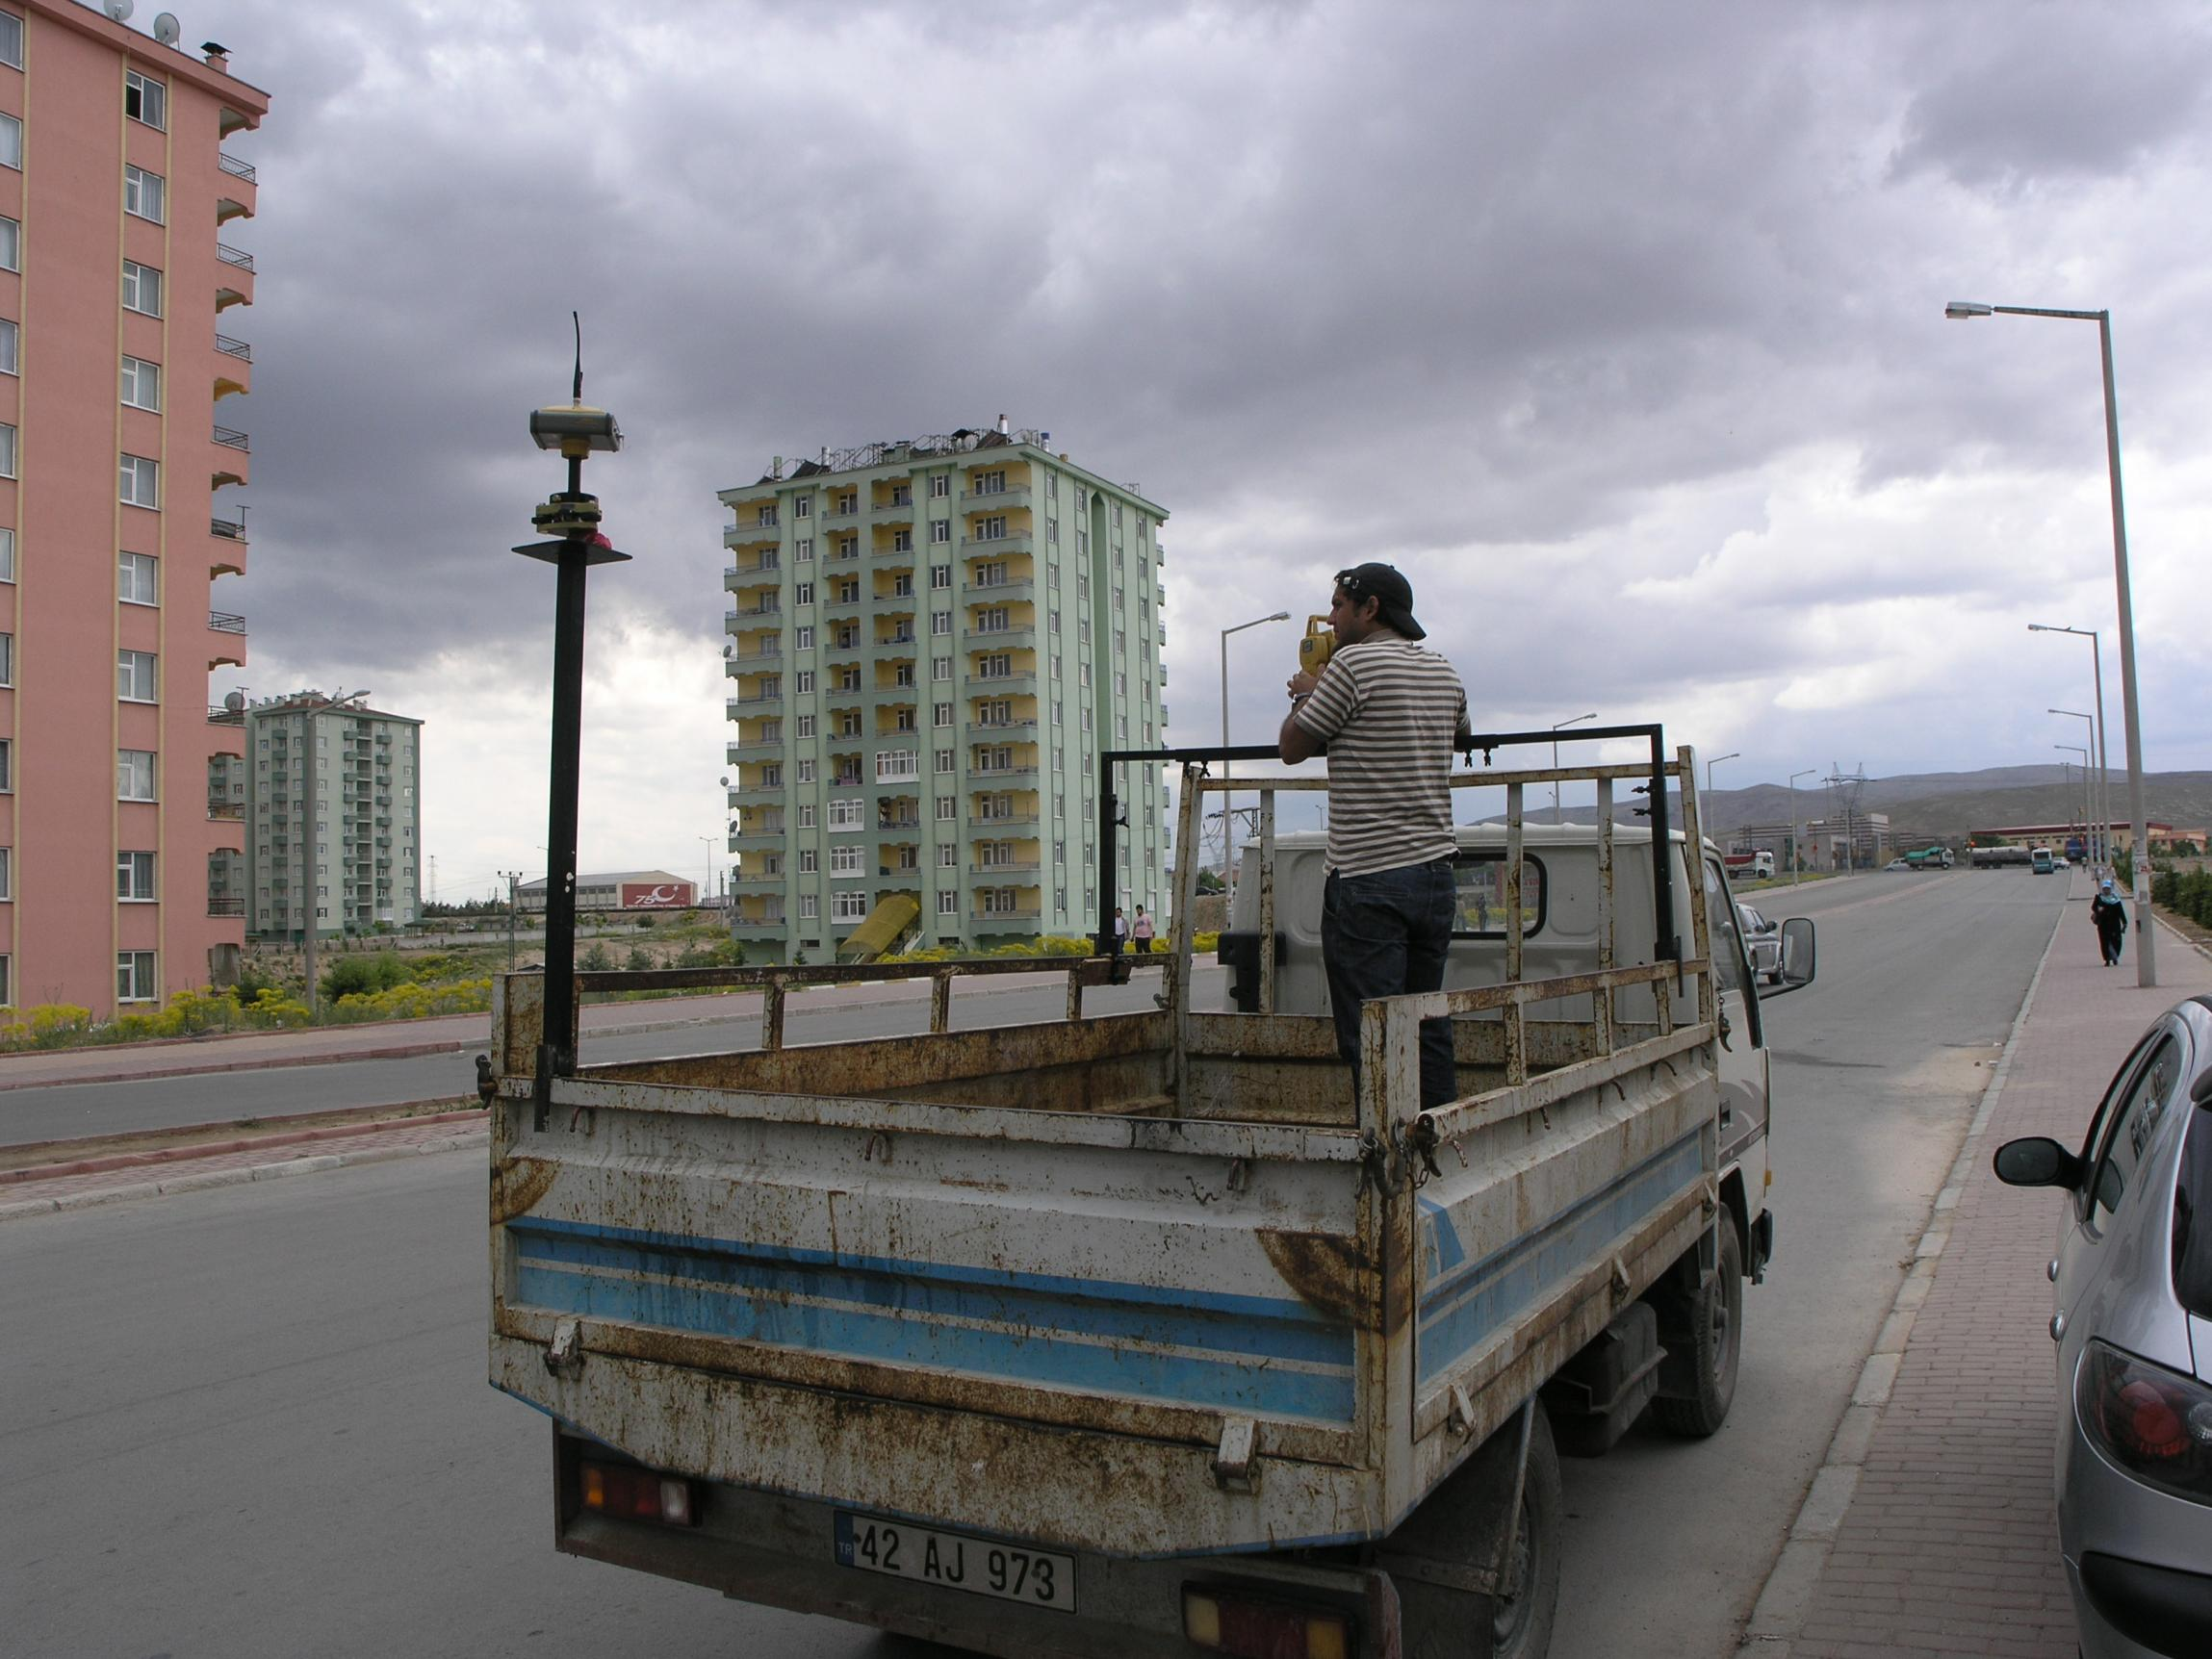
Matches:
[1517,765,2212,843]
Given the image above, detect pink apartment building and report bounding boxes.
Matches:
[2,2,268,1018]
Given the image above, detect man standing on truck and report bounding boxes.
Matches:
[1278,563,1471,1109]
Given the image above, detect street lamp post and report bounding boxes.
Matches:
[296,687,370,1018]
[1220,610,1290,896]
[2031,625,2109,874]
[1552,712,1597,821]
[697,834,717,916]
[1705,752,1739,801]
[1949,300,2153,984]
[1789,768,1816,884]
[2055,746,2090,855]
[2050,710,2098,864]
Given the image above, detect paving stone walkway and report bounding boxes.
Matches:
[1749,896,2212,1656]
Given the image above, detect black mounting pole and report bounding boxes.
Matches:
[537,449,589,1106]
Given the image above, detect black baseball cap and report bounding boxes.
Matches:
[1333,562,1425,640]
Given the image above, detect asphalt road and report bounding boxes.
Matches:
[0,967,1210,1146]
[2,871,2068,1658]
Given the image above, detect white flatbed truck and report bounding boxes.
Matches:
[484,727,1813,1658]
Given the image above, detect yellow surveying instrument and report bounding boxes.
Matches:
[1299,615,1336,676]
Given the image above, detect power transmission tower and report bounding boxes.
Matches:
[1824,764,1868,870]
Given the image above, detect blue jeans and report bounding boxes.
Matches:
[1323,860,1457,1110]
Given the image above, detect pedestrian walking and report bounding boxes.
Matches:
[1131,906,1156,953]
[2091,878,2128,966]
[1111,906,1127,957]
[1278,563,1472,1110]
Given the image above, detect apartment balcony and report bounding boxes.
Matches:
[973,904,1044,922]
[207,609,247,670]
[207,800,245,821]
[972,860,1042,876]
[964,576,1035,604]
[725,519,780,550]
[731,870,784,889]
[965,624,1036,651]
[969,716,1039,733]
[214,333,252,399]
[208,896,247,918]
[215,241,254,310]
[210,515,248,577]
[727,824,785,849]
[211,431,251,498]
[966,671,1038,695]
[971,762,1040,780]
[871,498,915,525]
[823,591,865,619]
[732,917,790,936]
[960,529,1034,556]
[972,812,1041,830]
[726,738,781,762]
[961,486,1032,513]
[731,600,783,620]
[725,692,784,716]
[217,151,257,223]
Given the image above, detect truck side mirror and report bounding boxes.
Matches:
[1762,917,1815,994]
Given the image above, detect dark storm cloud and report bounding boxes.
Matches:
[179,0,2212,833]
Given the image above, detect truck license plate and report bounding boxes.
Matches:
[834,1510,1075,1614]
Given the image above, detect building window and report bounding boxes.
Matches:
[797,803,816,829]
[119,551,159,605]
[830,845,862,875]
[798,848,818,874]
[931,565,951,590]
[118,651,158,702]
[979,653,1013,680]
[0,737,9,791]
[892,572,914,599]
[834,889,868,922]
[929,474,949,498]
[1047,519,1059,544]
[0,217,16,273]
[117,952,158,1003]
[931,611,951,636]
[935,748,954,774]
[938,890,959,916]
[930,521,950,545]
[0,112,17,169]
[117,851,156,901]
[976,516,1007,542]
[0,630,9,687]
[759,763,782,787]
[929,702,951,727]
[119,454,159,508]
[794,496,811,518]
[829,798,863,830]
[800,893,819,919]
[0,13,20,69]
[795,757,815,784]
[977,607,1009,634]
[938,844,958,869]
[795,670,815,695]
[937,797,958,822]
[126,69,168,129]
[794,713,816,738]
[876,750,917,781]
[120,355,164,413]
[892,528,913,552]
[794,581,814,605]
[0,422,13,479]
[123,166,167,224]
[121,260,163,317]
[932,655,952,681]
[795,538,813,562]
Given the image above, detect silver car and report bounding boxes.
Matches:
[1995,996,2212,1657]
[1737,904,1782,985]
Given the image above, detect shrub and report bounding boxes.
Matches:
[579,943,613,972]
[320,952,408,1002]
[1193,931,1221,954]
[625,946,654,972]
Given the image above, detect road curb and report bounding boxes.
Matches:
[2,1105,483,1185]
[0,1130,491,1222]
[1736,898,2065,1655]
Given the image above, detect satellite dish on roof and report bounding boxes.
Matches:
[103,0,134,20]
[153,13,181,45]
[223,689,246,712]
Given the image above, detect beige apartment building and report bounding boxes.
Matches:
[720,422,1170,961]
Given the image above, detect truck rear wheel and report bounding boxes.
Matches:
[1393,1406,1561,1659]
[1651,1212,1742,1438]
[1489,1407,1561,1659]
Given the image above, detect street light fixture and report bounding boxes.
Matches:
[2055,745,2091,855]
[1789,768,1817,884]
[1220,610,1290,895]
[1552,712,1598,821]
[1706,752,1739,801]
[2030,625,2110,875]
[1949,299,2153,984]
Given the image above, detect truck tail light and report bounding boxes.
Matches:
[579,1459,701,1527]
[2076,1340,2212,1502]
[1183,1586,1351,1659]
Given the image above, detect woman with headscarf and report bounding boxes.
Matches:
[2090,879,2128,966]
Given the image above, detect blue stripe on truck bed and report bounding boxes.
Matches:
[508,1216,1358,1423]
[1416,1128,1706,1386]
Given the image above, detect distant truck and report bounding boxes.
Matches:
[1901,847,1954,870]
[1722,849,1776,882]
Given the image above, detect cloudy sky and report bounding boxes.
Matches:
[174,0,2212,901]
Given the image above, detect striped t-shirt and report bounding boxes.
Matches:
[1292,636,1470,877]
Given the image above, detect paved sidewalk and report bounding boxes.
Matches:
[1746,898,2212,1657]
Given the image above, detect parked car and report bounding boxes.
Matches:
[1884,858,1913,872]
[1993,998,2212,1658]
[1737,903,1782,984]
